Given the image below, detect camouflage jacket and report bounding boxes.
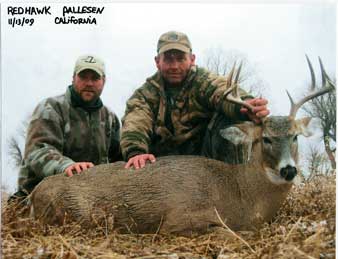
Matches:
[18,86,121,193]
[121,66,252,160]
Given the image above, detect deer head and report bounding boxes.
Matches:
[221,57,334,184]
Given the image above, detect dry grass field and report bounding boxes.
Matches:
[1,174,335,259]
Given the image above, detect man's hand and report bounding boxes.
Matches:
[240,98,270,124]
[125,154,156,169]
[64,162,94,177]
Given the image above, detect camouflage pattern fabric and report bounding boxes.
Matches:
[121,66,252,160]
[18,86,121,194]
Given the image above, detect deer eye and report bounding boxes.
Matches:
[263,137,272,145]
[293,135,298,142]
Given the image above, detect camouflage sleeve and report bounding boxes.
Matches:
[109,113,122,162]
[197,70,254,120]
[23,100,75,179]
[120,88,155,161]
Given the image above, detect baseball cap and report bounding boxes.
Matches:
[74,55,105,77]
[157,31,192,54]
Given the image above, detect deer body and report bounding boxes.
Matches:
[30,155,292,234]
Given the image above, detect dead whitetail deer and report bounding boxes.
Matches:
[29,57,334,235]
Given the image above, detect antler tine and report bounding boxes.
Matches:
[227,62,237,88]
[233,62,243,99]
[318,56,335,89]
[234,61,243,85]
[286,90,295,107]
[286,90,300,118]
[288,56,334,118]
[305,54,316,91]
[318,57,327,87]
[223,62,255,112]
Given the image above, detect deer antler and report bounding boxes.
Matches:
[287,55,334,118]
[318,57,336,90]
[223,62,255,112]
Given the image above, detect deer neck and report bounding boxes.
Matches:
[233,164,292,226]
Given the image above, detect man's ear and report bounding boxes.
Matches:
[190,53,196,66]
[154,55,160,70]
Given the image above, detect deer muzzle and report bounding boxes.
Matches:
[280,165,297,181]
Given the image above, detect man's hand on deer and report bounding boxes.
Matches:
[125,154,156,169]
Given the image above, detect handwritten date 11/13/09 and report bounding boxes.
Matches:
[8,17,34,28]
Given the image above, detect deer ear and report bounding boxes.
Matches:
[296,117,313,137]
[219,126,249,145]
[220,125,254,163]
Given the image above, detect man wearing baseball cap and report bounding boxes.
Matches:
[13,55,121,199]
[121,31,270,169]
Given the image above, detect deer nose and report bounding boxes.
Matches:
[280,165,297,181]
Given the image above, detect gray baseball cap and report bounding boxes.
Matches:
[157,31,192,54]
[74,55,105,76]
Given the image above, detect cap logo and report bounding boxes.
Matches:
[167,33,179,41]
[84,56,96,63]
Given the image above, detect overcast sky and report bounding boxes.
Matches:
[1,2,336,192]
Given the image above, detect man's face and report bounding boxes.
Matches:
[73,69,105,102]
[155,50,195,86]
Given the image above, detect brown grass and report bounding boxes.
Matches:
[2,175,335,259]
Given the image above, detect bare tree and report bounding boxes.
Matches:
[305,145,332,181]
[7,119,29,168]
[302,58,336,169]
[8,137,23,167]
[201,47,267,96]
